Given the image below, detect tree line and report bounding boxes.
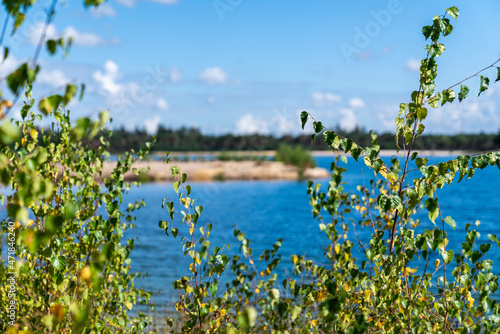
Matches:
[90,125,500,152]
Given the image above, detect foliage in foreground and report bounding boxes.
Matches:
[0,1,153,332]
[158,6,500,333]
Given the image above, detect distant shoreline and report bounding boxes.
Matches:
[153,149,477,158]
[101,160,330,182]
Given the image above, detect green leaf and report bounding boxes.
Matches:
[62,84,77,105]
[3,47,9,60]
[446,6,459,20]
[51,256,66,271]
[416,107,428,121]
[7,63,36,94]
[39,95,62,115]
[13,12,25,30]
[429,43,445,57]
[173,181,180,194]
[479,76,490,96]
[425,198,439,223]
[300,111,308,130]
[422,25,433,40]
[495,67,500,83]
[171,228,179,238]
[441,89,456,105]
[428,96,439,108]
[458,85,469,102]
[488,234,500,247]
[0,121,21,144]
[313,121,323,134]
[79,83,86,101]
[47,39,58,55]
[442,250,454,264]
[237,307,257,329]
[444,216,456,230]
[195,206,203,216]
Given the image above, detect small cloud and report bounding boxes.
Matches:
[235,114,268,134]
[26,22,117,47]
[144,115,161,134]
[93,60,122,95]
[349,98,365,109]
[382,46,392,54]
[170,67,182,82]
[63,26,117,47]
[339,108,357,132]
[25,21,58,45]
[406,58,420,72]
[37,69,69,87]
[200,67,227,85]
[90,3,117,17]
[1,49,22,73]
[312,92,341,108]
[157,98,169,110]
[207,96,215,104]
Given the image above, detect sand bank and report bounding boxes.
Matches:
[102,160,330,182]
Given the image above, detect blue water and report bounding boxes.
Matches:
[125,155,500,305]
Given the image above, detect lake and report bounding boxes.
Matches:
[125,155,500,306]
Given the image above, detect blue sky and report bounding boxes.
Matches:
[3,0,500,135]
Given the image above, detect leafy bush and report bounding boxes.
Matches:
[159,6,500,333]
[0,1,153,332]
[274,144,316,169]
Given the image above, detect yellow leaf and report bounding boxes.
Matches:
[50,303,65,322]
[315,290,327,302]
[311,319,319,327]
[334,244,341,254]
[79,266,91,285]
[468,296,474,308]
[125,302,133,310]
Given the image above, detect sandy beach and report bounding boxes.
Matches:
[102,160,330,182]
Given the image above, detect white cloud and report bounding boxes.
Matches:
[63,26,114,47]
[1,49,22,73]
[207,96,215,104]
[25,21,58,45]
[24,21,116,47]
[235,114,269,134]
[93,60,123,95]
[37,69,69,87]
[312,92,341,108]
[339,108,357,132]
[144,115,161,134]
[406,58,420,72]
[170,67,182,82]
[90,3,117,17]
[157,98,169,110]
[200,67,227,85]
[349,97,365,108]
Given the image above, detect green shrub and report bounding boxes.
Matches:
[274,144,316,169]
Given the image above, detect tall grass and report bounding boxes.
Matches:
[274,144,316,169]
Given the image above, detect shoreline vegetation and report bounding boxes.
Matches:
[96,126,500,152]
[158,149,479,158]
[104,149,478,182]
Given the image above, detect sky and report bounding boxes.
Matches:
[2,0,500,136]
